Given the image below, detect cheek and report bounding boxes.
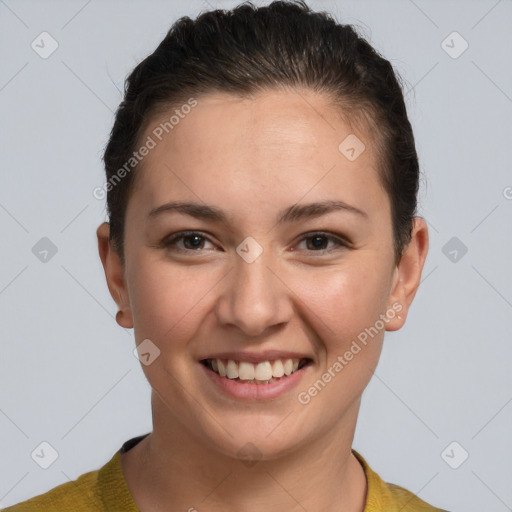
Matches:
[292,262,391,414]
[293,258,392,349]
[127,256,214,344]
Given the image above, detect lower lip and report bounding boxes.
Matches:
[201,363,308,400]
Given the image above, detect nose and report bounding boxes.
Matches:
[215,252,294,338]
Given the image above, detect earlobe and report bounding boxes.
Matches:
[96,222,134,329]
[385,217,429,332]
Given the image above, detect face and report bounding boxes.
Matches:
[99,88,427,461]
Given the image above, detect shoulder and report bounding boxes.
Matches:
[2,436,147,511]
[1,449,133,512]
[353,450,451,512]
[384,483,450,512]
[1,468,102,512]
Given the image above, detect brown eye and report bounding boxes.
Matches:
[297,232,349,253]
[181,234,205,250]
[306,235,329,250]
[162,231,215,252]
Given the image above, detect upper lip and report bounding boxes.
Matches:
[199,350,313,363]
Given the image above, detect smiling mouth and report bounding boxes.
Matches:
[201,358,311,384]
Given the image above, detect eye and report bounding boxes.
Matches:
[160,230,349,255]
[161,231,216,252]
[295,232,349,253]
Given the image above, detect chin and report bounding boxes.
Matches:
[197,413,317,463]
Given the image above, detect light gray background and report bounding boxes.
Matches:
[1,0,511,510]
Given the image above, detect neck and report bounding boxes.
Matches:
[121,394,367,512]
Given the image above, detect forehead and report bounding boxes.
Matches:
[130,88,387,218]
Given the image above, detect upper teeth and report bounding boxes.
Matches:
[210,358,301,380]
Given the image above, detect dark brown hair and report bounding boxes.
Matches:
[103,0,419,264]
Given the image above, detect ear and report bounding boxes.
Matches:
[385,217,429,331]
[97,222,133,329]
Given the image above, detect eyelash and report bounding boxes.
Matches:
[161,230,350,254]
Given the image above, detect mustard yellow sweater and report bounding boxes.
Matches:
[2,434,449,512]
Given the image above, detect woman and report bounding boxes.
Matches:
[4,1,450,510]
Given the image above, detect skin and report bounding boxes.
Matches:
[97,88,428,512]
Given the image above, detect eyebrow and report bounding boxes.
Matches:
[148,199,368,225]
